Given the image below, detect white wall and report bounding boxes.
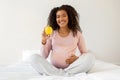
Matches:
[0,0,120,65]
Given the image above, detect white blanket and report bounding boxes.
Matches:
[0,60,120,80]
[0,61,94,80]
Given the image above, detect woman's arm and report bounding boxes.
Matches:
[65,31,87,64]
[77,31,88,54]
[41,30,52,59]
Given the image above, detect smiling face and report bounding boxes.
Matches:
[56,10,69,28]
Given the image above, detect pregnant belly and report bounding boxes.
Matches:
[50,53,69,69]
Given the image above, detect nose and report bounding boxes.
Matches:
[59,17,64,21]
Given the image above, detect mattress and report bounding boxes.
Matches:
[0,60,120,80]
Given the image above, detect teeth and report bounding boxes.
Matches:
[60,22,65,24]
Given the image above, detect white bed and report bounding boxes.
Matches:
[0,50,120,80]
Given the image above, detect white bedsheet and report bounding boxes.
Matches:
[0,60,120,80]
[88,60,120,80]
[0,62,39,80]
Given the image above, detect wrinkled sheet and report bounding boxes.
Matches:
[0,60,120,80]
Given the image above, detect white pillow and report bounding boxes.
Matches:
[22,50,40,61]
[22,50,51,62]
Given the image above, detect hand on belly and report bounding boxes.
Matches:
[65,55,78,64]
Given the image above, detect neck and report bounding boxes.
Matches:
[58,28,70,34]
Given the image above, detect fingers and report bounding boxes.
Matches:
[42,28,50,40]
[42,27,51,37]
[42,28,46,36]
[41,28,49,44]
[71,55,78,59]
[65,55,79,64]
[66,59,70,64]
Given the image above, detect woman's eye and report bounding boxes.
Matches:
[63,15,66,17]
[56,16,60,18]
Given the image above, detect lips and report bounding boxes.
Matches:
[59,21,66,25]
